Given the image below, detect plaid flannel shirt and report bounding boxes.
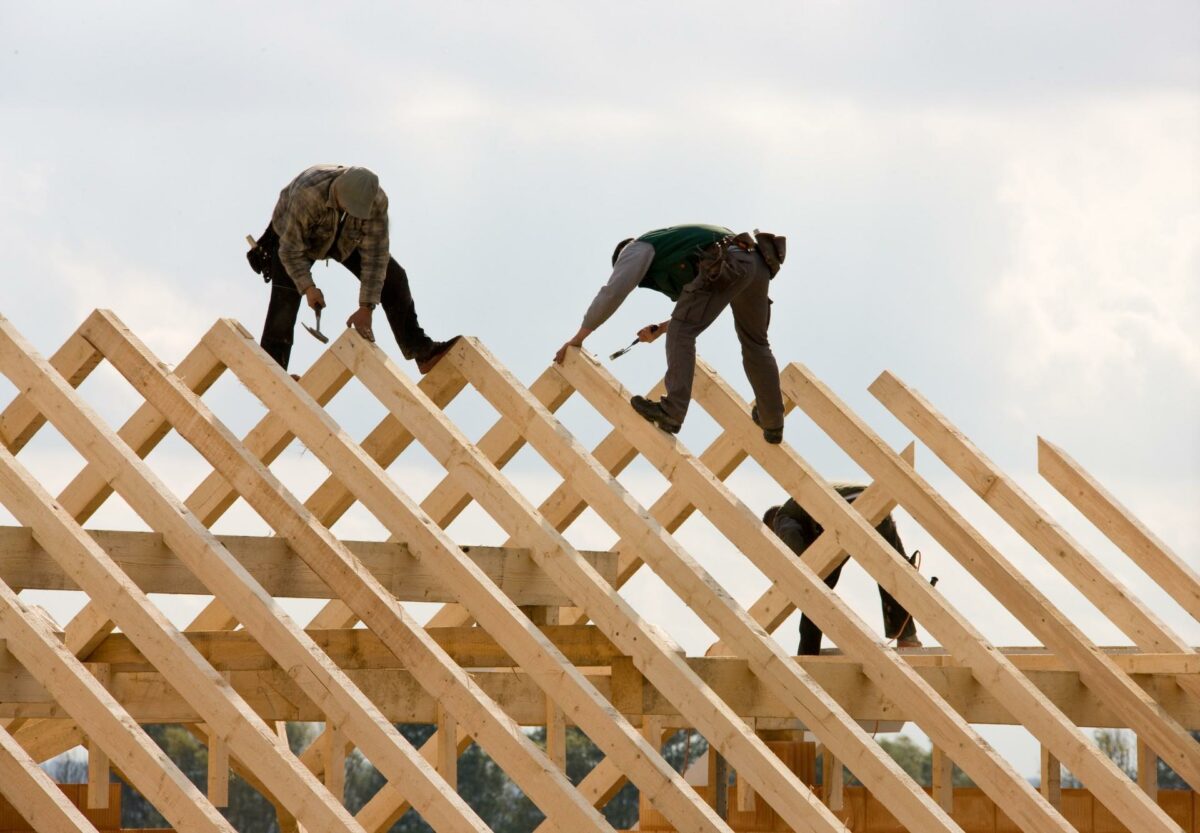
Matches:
[270,165,391,306]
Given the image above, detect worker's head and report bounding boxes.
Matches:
[612,238,635,266]
[762,505,781,530]
[334,167,380,219]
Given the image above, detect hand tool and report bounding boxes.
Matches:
[302,307,328,344]
[609,324,659,360]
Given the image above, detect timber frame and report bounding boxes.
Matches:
[0,309,1192,833]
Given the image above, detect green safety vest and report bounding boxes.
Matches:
[636,224,732,301]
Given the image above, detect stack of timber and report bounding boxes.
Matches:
[0,309,1193,833]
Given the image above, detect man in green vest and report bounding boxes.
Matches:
[554,224,786,442]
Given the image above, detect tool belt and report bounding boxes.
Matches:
[246,225,280,283]
[703,230,788,280]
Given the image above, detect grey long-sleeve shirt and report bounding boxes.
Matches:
[580,241,657,330]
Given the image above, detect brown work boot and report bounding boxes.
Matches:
[416,336,462,374]
[630,395,682,434]
[752,404,783,445]
[896,637,924,650]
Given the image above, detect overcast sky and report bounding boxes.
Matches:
[1,1,1197,780]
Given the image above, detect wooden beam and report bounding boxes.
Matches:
[85,312,608,833]
[1038,437,1200,623]
[0,723,100,833]
[0,574,235,832]
[354,726,474,833]
[780,360,1188,831]
[206,320,729,833]
[0,526,615,605]
[465,342,960,833]
[561,346,1067,833]
[325,721,346,803]
[871,371,1200,705]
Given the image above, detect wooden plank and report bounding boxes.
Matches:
[206,320,731,833]
[84,312,610,833]
[1041,747,1062,809]
[0,526,615,605]
[0,723,99,833]
[462,342,962,833]
[780,360,1188,831]
[354,727,473,833]
[562,346,1071,833]
[0,574,235,832]
[1038,437,1200,623]
[0,313,486,833]
[206,717,230,808]
[821,746,844,811]
[932,745,954,813]
[871,372,1200,704]
[0,424,368,830]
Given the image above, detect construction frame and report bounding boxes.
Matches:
[0,309,1194,832]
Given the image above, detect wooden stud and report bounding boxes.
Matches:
[84,663,111,810]
[0,723,99,833]
[206,718,230,808]
[872,372,1200,705]
[780,360,1184,832]
[1138,736,1158,801]
[1040,747,1061,809]
[821,746,843,811]
[438,705,459,791]
[204,319,729,833]
[325,721,347,802]
[557,345,1065,833]
[931,745,953,813]
[1039,437,1200,623]
[82,312,605,833]
[0,574,234,831]
[735,719,755,813]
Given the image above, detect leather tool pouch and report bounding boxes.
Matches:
[247,225,279,283]
[754,230,787,278]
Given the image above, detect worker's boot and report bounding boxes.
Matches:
[416,336,462,374]
[751,404,783,445]
[630,395,682,434]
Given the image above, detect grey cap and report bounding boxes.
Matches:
[336,167,380,219]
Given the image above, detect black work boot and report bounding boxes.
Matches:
[752,404,783,445]
[416,336,462,374]
[630,395,682,434]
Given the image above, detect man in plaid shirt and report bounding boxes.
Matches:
[247,164,458,372]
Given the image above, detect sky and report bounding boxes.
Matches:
[1,1,1197,783]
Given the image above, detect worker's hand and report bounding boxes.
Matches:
[554,336,583,365]
[637,321,667,343]
[304,286,326,311]
[346,305,375,342]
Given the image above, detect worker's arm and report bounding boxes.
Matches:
[554,242,655,364]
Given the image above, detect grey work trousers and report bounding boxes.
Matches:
[661,247,785,428]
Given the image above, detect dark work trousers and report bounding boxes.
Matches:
[799,555,918,655]
[661,247,784,428]
[258,227,432,370]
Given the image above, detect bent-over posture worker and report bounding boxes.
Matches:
[246,164,458,372]
[554,224,787,443]
[764,485,923,654]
